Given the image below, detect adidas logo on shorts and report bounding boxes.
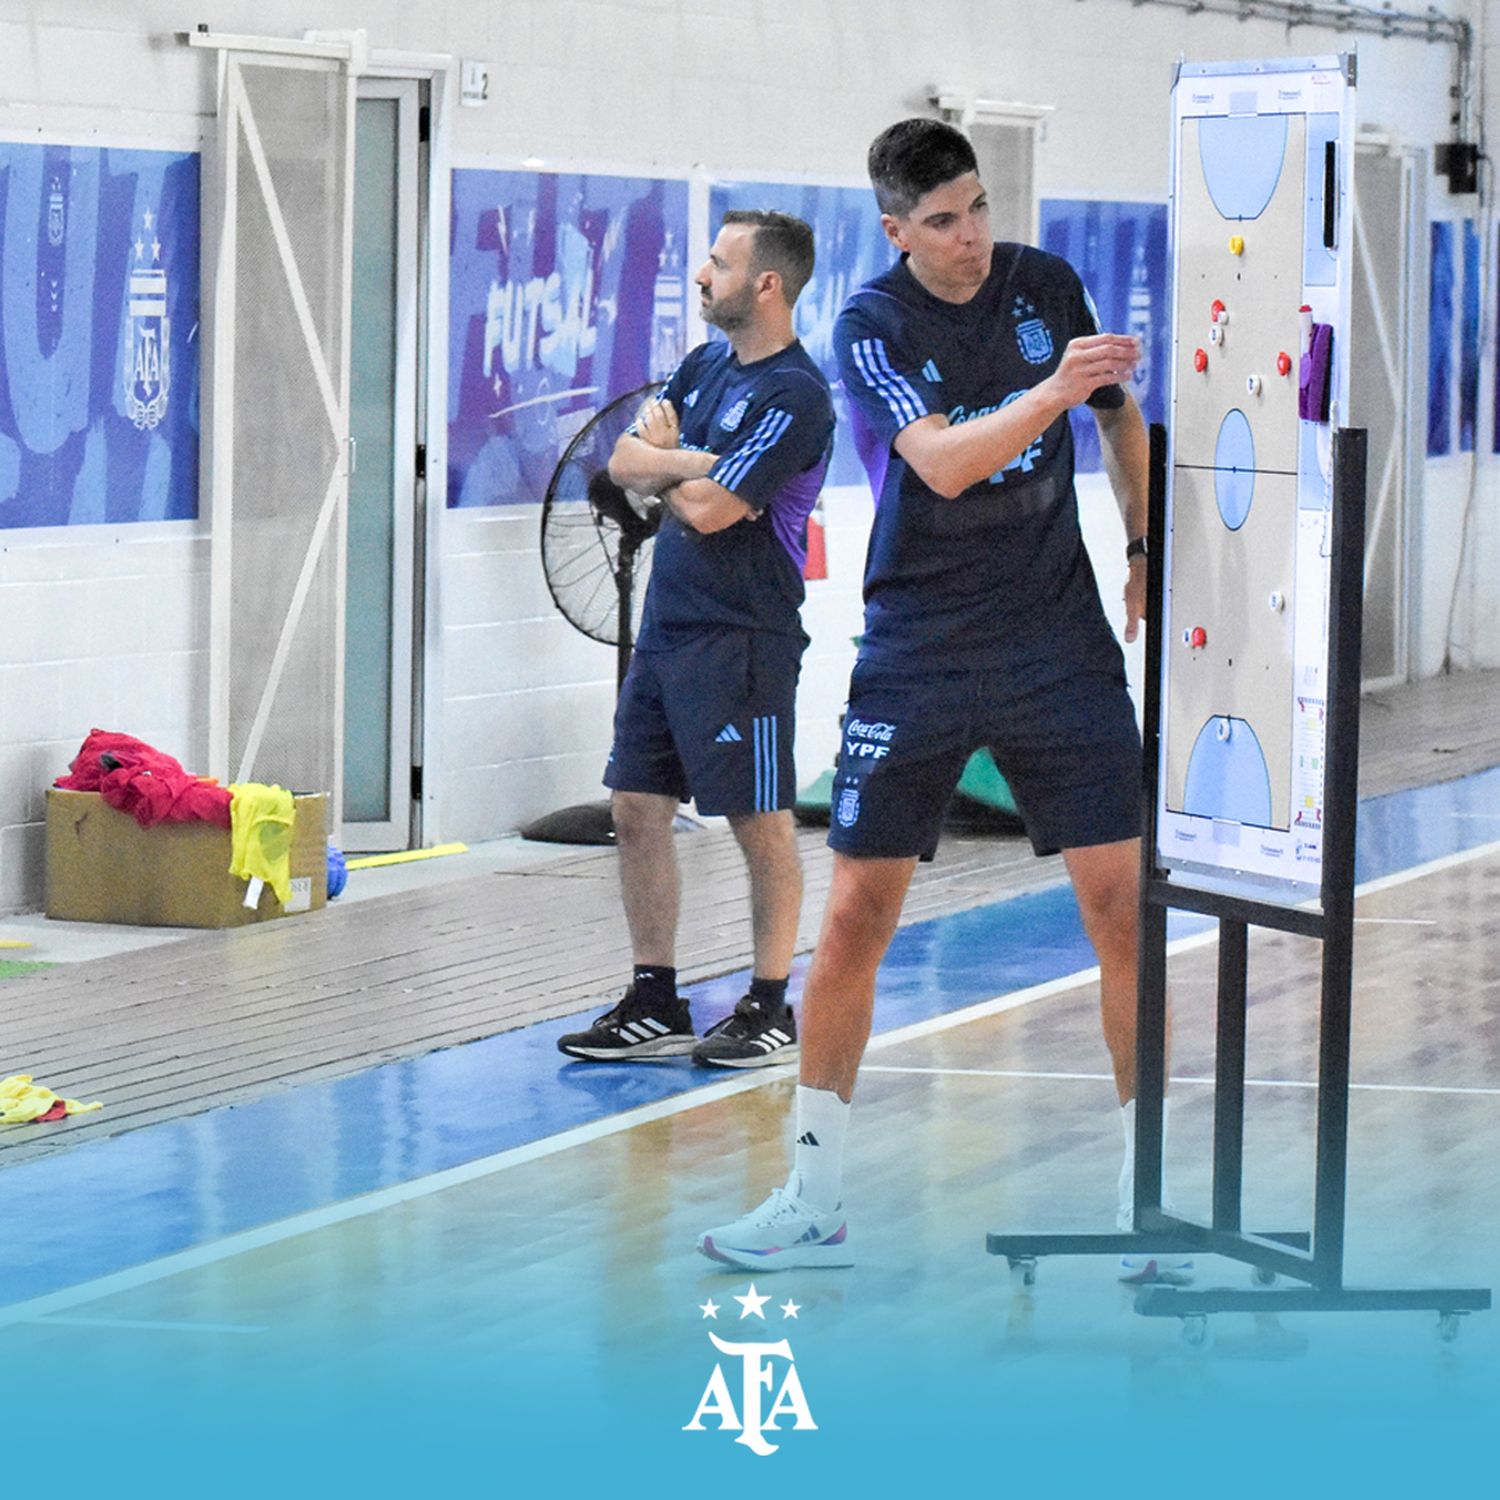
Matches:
[715,724,743,743]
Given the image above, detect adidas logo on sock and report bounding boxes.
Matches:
[796,1131,820,1147]
[715,724,743,743]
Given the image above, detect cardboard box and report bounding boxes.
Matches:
[46,788,328,928]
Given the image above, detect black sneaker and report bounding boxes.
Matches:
[557,987,697,1061]
[691,996,798,1069]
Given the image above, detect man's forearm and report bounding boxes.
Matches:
[608,434,718,493]
[893,332,1139,498]
[662,476,752,535]
[896,383,1071,499]
[1096,395,1148,541]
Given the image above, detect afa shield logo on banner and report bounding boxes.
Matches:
[124,204,170,431]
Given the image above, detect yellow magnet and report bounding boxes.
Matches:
[1228,234,1245,256]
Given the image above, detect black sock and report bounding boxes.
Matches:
[633,964,678,1006]
[748,975,789,1011]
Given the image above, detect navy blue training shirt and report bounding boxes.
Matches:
[834,243,1125,670]
[635,338,834,649]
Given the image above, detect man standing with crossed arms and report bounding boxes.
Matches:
[558,211,833,1070]
[699,121,1187,1284]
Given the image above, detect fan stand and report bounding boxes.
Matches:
[520,532,649,846]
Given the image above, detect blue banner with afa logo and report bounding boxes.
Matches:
[448,169,689,508]
[0,143,200,530]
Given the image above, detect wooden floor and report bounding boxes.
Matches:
[4,846,1495,1395]
[1,666,1495,1172]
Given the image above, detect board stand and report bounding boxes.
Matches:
[986,424,1491,1344]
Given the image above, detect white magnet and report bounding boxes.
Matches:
[1216,718,1232,743]
[1246,374,1262,396]
[1269,591,1285,613]
[1209,325,1222,346]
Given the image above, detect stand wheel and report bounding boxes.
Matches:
[1181,1314,1212,1349]
[1437,1312,1464,1344]
[1251,1265,1278,1287]
[1008,1256,1038,1289]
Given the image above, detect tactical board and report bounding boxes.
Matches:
[1158,59,1354,902]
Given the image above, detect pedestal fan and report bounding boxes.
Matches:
[521,381,663,844]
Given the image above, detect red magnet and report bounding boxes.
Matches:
[1276,350,1293,377]
[1189,626,1208,649]
[1193,348,1209,373]
[1210,299,1226,323]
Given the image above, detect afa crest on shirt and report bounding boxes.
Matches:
[719,396,749,432]
[835,787,860,828]
[1016,317,1053,365]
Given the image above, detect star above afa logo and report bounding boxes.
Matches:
[685,1283,816,1456]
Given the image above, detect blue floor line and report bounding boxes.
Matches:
[2,766,1496,1307]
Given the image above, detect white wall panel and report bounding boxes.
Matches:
[0,0,1490,910]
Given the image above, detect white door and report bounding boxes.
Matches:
[206,50,357,826]
[342,79,421,851]
[1349,141,1419,690]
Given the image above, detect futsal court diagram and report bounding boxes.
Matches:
[1159,59,1353,895]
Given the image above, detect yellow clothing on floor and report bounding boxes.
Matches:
[228,783,297,906]
[0,1073,103,1124]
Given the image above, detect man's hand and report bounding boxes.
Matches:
[1045,334,1140,410]
[637,396,681,450]
[1123,560,1146,644]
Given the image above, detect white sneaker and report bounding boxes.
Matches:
[1118,1181,1194,1285]
[697,1187,852,1271]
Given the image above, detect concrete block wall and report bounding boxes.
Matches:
[0,0,1490,911]
[0,525,209,909]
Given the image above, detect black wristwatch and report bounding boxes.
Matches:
[1126,536,1148,563]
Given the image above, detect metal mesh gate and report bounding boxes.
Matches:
[208,50,354,814]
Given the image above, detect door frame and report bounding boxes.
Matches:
[362,49,456,851]
[195,31,455,847]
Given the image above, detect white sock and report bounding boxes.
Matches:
[1118,1097,1172,1227]
[789,1085,850,1211]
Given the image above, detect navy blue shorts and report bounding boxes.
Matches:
[827,653,1142,859]
[604,632,803,816]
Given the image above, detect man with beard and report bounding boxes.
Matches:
[698,121,1190,1285]
[558,211,835,1070]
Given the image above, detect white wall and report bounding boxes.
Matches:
[0,0,1489,911]
[0,525,208,909]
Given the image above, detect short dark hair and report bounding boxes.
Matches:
[721,209,816,305]
[867,118,979,218]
